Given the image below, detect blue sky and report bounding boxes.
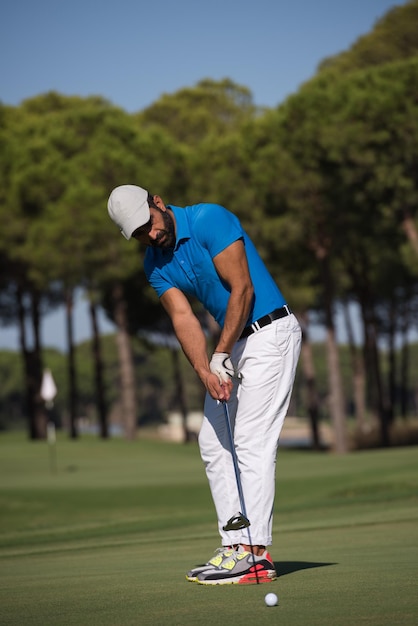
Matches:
[1,0,406,112]
[0,0,407,350]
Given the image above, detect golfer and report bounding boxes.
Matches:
[107,184,301,585]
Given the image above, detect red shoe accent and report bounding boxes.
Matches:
[238,564,275,585]
[265,551,274,565]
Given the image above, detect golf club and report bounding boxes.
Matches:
[222,400,260,584]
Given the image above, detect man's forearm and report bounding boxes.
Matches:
[172,313,210,381]
[215,284,254,353]
[161,288,231,401]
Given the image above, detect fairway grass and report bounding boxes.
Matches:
[0,433,417,625]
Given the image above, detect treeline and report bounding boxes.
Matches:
[1,1,418,451]
[1,339,417,440]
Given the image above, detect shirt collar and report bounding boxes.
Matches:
[169,205,190,250]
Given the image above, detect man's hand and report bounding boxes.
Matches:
[209,352,235,384]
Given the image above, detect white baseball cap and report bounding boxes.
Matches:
[107,185,150,239]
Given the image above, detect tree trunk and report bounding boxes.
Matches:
[371,332,390,447]
[31,290,47,438]
[299,311,321,450]
[88,294,108,438]
[171,348,193,442]
[360,300,390,447]
[401,212,418,255]
[341,301,368,434]
[319,257,348,453]
[16,285,35,438]
[65,287,78,439]
[112,282,137,440]
[399,299,410,419]
[326,325,348,453]
[387,302,396,424]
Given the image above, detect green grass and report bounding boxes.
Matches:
[0,432,417,625]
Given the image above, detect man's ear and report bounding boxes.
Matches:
[152,195,166,211]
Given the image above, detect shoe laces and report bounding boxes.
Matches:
[218,545,250,569]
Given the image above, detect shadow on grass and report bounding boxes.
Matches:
[275,561,337,577]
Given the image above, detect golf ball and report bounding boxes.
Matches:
[265,592,278,607]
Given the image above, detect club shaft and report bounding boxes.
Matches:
[223,401,247,517]
[223,401,260,583]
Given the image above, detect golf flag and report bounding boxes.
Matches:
[40,369,57,408]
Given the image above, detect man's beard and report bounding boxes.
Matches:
[151,210,176,248]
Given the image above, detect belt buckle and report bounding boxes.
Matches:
[250,320,261,333]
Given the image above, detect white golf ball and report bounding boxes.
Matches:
[265,592,278,607]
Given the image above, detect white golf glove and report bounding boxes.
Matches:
[209,352,235,384]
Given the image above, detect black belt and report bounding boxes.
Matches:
[239,305,292,340]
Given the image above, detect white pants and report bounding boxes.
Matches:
[198,313,302,547]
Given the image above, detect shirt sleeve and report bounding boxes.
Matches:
[144,253,173,298]
[193,204,244,258]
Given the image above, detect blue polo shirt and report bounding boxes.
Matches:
[144,203,286,328]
